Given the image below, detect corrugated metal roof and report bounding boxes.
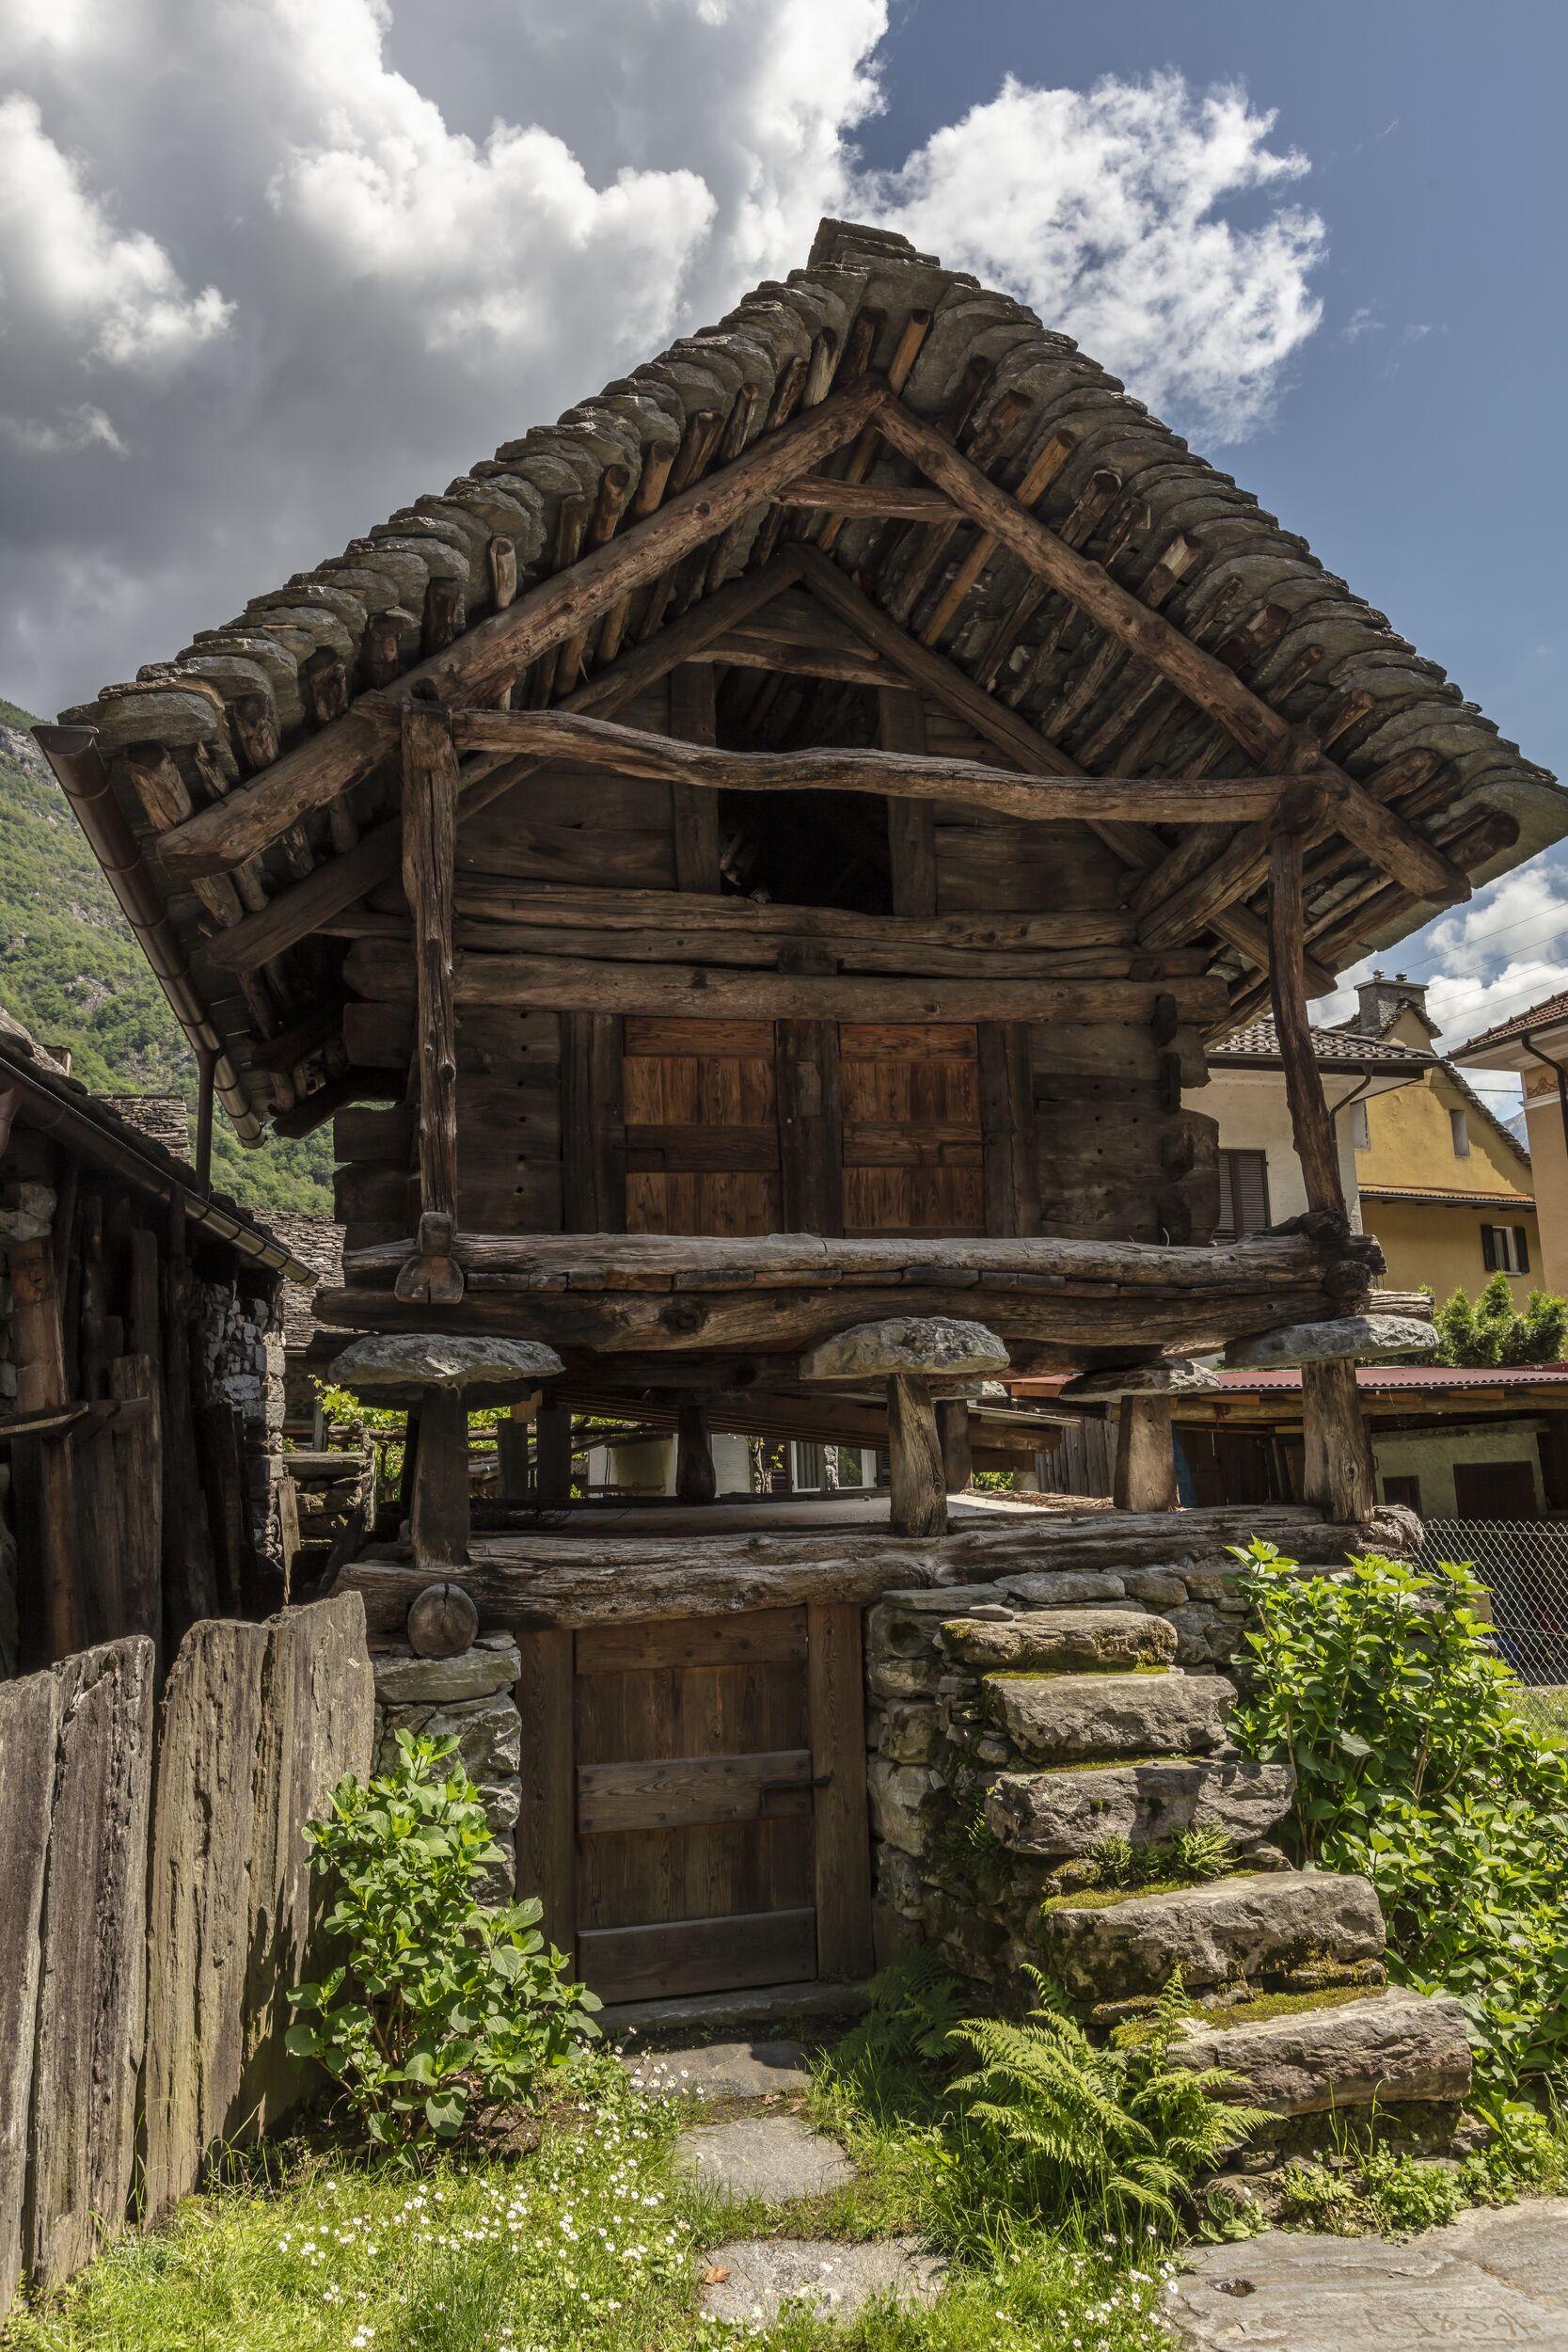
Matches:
[1213,1364,1568,1393]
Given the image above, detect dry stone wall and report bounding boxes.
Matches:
[372,1636,523,1896]
[864,1567,1478,2171]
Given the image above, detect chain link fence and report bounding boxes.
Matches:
[1416,1518,1568,1733]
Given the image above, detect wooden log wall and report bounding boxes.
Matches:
[0,1598,372,2324]
[1,1125,281,1675]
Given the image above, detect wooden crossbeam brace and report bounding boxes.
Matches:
[445,705,1293,827]
[874,393,1470,915]
[157,374,889,882]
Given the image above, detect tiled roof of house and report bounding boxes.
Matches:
[1460,990,1568,1054]
[1210,1019,1432,1072]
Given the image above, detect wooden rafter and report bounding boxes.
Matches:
[199,552,811,975]
[157,374,889,882]
[875,394,1471,914]
[793,547,1334,993]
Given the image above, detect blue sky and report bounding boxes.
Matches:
[0,0,1561,1076]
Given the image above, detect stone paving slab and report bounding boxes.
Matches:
[700,2236,944,2326]
[1170,2198,1568,2348]
[673,2114,853,2201]
[621,2039,811,2101]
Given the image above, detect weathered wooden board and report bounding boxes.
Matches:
[0,1670,61,2326]
[808,1601,875,1979]
[238,1597,374,2136]
[576,1908,816,2003]
[577,1748,813,1835]
[25,1639,155,2287]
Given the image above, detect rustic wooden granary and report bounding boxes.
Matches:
[36,219,1565,2003]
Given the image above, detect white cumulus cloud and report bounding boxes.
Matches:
[0,2,1328,716]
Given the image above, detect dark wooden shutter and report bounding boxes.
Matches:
[1482,1225,1498,1272]
[1516,1227,1530,1275]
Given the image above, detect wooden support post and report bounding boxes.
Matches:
[808,1600,875,1979]
[669,664,722,893]
[886,1375,946,1537]
[936,1398,973,1496]
[9,1235,84,1662]
[879,687,936,915]
[1300,1360,1377,1523]
[674,1400,717,1504]
[496,1396,536,1502]
[396,703,464,1307]
[409,1386,469,1570]
[536,1403,574,1506]
[1113,1396,1179,1514]
[1268,826,1376,1522]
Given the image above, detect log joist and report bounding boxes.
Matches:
[341,939,1232,1026]
[442,706,1292,827]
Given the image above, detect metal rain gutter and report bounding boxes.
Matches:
[32,723,264,1146]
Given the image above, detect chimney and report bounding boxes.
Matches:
[1354,970,1433,1036]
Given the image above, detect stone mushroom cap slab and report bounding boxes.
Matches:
[1059,1359,1222,1401]
[1224,1315,1436,1370]
[800,1316,1009,1381]
[330,1333,563,1407]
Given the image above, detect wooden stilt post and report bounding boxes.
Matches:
[674,1399,717,1504]
[536,1404,574,1506]
[1268,826,1377,1521]
[1113,1396,1179,1514]
[409,1387,470,1570]
[886,1375,946,1537]
[936,1398,973,1495]
[396,702,464,1307]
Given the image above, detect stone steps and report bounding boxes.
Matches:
[864,1565,1479,2165]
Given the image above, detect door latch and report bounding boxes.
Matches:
[758,1772,832,1818]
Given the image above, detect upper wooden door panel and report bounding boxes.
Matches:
[839,1021,985,1239]
[623,1015,782,1237]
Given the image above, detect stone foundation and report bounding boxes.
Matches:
[371,1638,523,1897]
[863,1557,1475,2163]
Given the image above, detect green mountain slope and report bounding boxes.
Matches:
[0,694,331,1218]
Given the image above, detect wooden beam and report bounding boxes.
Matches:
[1267,828,1345,1217]
[342,939,1231,1027]
[198,551,810,976]
[155,379,888,880]
[886,1375,946,1537]
[876,394,1470,911]
[781,476,956,520]
[438,881,1137,952]
[668,664,721,894]
[446,707,1291,826]
[396,704,463,1307]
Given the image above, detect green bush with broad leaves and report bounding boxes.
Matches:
[950,1969,1273,2234]
[287,1729,600,2151]
[1228,1539,1568,2086]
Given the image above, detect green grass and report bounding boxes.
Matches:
[3,2057,1177,2352]
[0,696,331,1218]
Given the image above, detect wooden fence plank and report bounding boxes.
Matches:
[0,1670,60,2327]
[24,1639,154,2287]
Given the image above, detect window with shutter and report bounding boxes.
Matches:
[1482,1225,1499,1272]
[1515,1226,1530,1275]
[1216,1149,1271,1240]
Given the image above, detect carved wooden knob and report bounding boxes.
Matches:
[406,1581,479,1659]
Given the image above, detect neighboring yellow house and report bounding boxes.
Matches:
[1346,976,1540,1305]
[1454,987,1568,1297]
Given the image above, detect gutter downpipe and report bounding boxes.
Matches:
[1517,1028,1568,1167]
[31,725,263,1146]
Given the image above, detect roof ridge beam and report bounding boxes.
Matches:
[158,373,889,882]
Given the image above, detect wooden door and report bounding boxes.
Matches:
[518,1605,872,2006]
[839,1022,985,1237]
[622,1016,781,1235]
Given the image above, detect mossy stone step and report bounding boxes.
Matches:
[1167,1986,1473,2115]
[982,1667,1233,1766]
[940,1609,1177,1675]
[986,1754,1295,1856]
[1035,1867,1385,1999]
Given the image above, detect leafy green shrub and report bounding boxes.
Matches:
[1229,1540,1568,2085]
[1433,1272,1568,1366]
[288,1730,600,2151]
[948,1970,1273,2234]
